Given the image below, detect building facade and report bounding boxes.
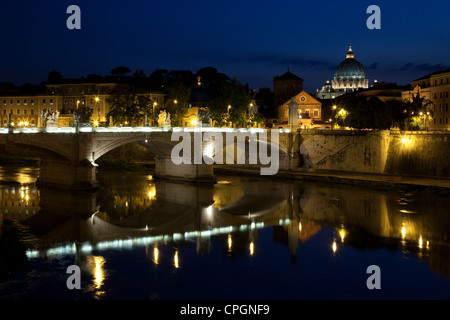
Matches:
[0,82,165,127]
[273,69,304,107]
[277,91,322,128]
[402,69,450,130]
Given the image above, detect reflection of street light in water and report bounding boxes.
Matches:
[174,250,180,268]
[153,245,159,265]
[249,241,255,256]
[332,240,337,253]
[228,234,232,252]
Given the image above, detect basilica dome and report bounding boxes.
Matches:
[334,45,366,80]
[331,45,369,92]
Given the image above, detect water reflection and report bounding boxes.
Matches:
[1,168,450,298]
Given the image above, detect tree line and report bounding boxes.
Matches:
[105,66,265,127]
[328,93,434,131]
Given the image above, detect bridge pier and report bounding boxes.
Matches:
[153,155,216,183]
[37,159,98,191]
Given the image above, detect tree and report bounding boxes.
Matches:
[110,66,131,76]
[163,82,191,127]
[401,93,434,130]
[209,79,251,127]
[335,95,409,130]
[107,89,155,126]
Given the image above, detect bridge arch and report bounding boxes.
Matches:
[91,134,176,162]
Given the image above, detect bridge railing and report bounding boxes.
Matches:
[1,127,293,134]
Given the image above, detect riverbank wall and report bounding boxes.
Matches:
[298,130,450,178]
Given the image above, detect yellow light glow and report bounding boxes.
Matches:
[332,241,337,253]
[148,191,152,199]
[153,102,157,106]
[190,119,197,126]
[174,100,178,104]
[24,121,28,126]
[228,105,231,109]
[93,256,106,289]
[228,234,232,251]
[401,226,406,239]
[95,97,99,102]
[298,222,302,232]
[93,121,98,127]
[153,246,159,265]
[10,122,14,126]
[339,229,346,242]
[419,235,423,249]
[174,250,179,268]
[249,242,254,256]
[400,136,413,146]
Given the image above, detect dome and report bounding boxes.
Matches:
[334,46,366,80]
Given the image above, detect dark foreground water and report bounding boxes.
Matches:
[0,166,450,301]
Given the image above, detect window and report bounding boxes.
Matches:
[313,109,319,117]
[24,100,27,105]
[2,100,5,106]
[31,109,34,115]
[17,109,20,115]
[42,99,46,105]
[50,99,53,105]
[434,93,437,99]
[31,100,34,105]
[17,100,20,105]
[9,100,13,105]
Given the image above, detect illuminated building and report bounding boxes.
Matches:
[276,91,323,128]
[0,81,165,127]
[316,45,370,100]
[402,69,450,130]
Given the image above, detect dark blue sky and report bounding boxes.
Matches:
[1,0,450,92]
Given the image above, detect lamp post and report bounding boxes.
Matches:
[332,105,337,129]
[95,97,100,125]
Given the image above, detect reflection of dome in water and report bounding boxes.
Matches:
[334,46,366,80]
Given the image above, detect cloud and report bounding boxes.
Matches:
[366,62,379,70]
[399,62,448,72]
[279,58,331,68]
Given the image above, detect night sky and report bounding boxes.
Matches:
[1,0,450,92]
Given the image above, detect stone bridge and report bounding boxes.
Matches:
[0,127,298,189]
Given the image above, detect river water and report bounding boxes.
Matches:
[0,166,450,300]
